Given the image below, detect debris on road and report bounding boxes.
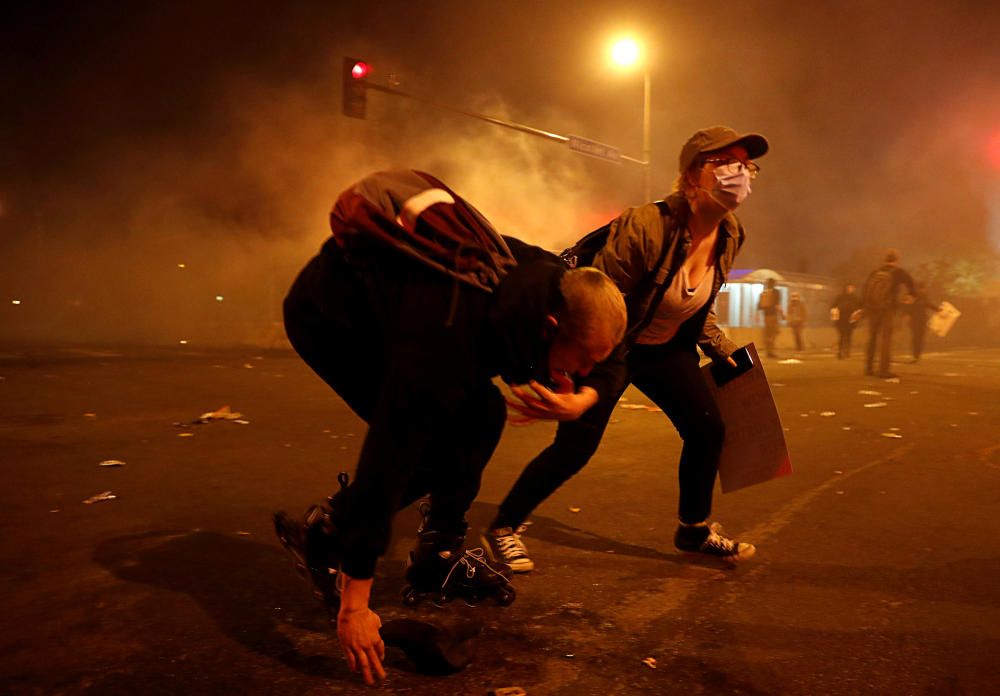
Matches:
[568,506,582,513]
[83,491,117,504]
[858,389,881,395]
[842,426,852,430]
[864,402,888,408]
[642,657,657,669]
[881,432,903,439]
[174,405,246,428]
[619,403,650,410]
[177,432,194,438]
[884,377,900,383]
[98,460,125,467]
[820,411,836,417]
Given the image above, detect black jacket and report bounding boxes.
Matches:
[289,233,568,578]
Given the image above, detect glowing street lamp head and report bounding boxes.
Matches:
[610,38,642,68]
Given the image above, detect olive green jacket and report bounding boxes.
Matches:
[592,192,743,361]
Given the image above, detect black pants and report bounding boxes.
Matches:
[836,323,855,358]
[865,309,895,374]
[493,338,725,529]
[284,247,504,575]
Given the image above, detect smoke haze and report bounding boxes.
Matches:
[1,0,997,345]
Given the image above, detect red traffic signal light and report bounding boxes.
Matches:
[350,61,370,80]
[342,57,369,119]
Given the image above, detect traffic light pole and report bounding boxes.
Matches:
[362,82,648,167]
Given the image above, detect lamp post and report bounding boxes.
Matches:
[610,37,651,201]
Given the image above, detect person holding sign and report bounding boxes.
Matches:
[482,127,769,572]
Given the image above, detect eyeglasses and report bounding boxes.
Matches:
[703,157,761,179]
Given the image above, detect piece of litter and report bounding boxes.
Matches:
[820,411,836,417]
[888,427,900,431]
[642,657,657,669]
[644,406,662,412]
[198,405,244,421]
[842,426,852,430]
[618,396,628,402]
[49,509,60,513]
[864,402,888,408]
[778,358,803,364]
[233,419,250,425]
[98,460,126,467]
[881,432,903,439]
[563,653,575,658]
[835,491,845,495]
[609,418,621,424]
[237,531,251,536]
[178,432,194,438]
[884,377,900,383]
[568,506,582,513]
[488,688,527,696]
[833,470,843,474]
[83,491,116,504]
[858,390,881,395]
[243,363,255,369]
[619,403,648,410]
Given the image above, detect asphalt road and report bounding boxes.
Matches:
[1,345,998,695]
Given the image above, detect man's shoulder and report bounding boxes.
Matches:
[502,235,560,265]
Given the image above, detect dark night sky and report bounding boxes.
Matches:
[1,0,998,343]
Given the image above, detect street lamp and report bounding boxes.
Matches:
[609,37,651,202]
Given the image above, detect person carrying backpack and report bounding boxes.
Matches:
[277,169,627,685]
[857,249,915,378]
[481,126,768,573]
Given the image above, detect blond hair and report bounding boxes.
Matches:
[559,267,627,348]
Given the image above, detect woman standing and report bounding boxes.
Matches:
[482,126,769,571]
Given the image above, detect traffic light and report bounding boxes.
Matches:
[342,57,369,119]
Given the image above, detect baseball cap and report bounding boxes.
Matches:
[678,126,769,173]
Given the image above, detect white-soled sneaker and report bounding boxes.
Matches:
[674,521,756,562]
[481,526,535,573]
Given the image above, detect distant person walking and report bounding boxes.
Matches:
[830,283,861,359]
[858,250,915,378]
[757,278,784,358]
[787,292,807,352]
[905,281,941,363]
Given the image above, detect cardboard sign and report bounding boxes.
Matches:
[701,342,791,493]
[927,301,961,337]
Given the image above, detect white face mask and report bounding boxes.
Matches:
[708,163,753,210]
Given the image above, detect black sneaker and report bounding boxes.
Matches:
[481,526,535,573]
[674,522,756,562]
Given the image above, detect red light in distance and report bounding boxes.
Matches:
[988,129,1000,172]
[351,62,370,79]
